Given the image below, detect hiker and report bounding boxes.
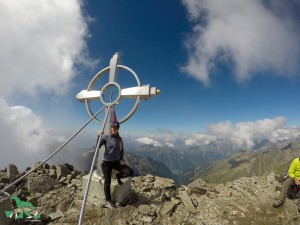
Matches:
[97,121,134,209]
[273,156,300,208]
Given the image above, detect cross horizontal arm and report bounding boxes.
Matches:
[76,90,101,103]
[121,85,159,100]
[76,85,160,102]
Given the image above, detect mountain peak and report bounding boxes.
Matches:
[1,163,298,225]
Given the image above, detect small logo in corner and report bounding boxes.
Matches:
[4,194,41,221]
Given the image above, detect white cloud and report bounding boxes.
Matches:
[0,97,63,169]
[165,142,174,148]
[182,0,300,85]
[0,0,94,96]
[192,133,217,145]
[136,137,162,147]
[269,126,300,143]
[128,117,300,150]
[206,116,287,149]
[185,138,198,146]
[0,1,96,170]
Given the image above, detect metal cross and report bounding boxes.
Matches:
[76,52,160,123]
[76,52,160,175]
[76,53,159,225]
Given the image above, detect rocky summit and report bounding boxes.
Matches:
[0,163,300,225]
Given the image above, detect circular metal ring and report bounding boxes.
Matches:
[99,82,121,106]
[85,65,141,124]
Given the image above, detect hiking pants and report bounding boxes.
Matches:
[279,177,294,201]
[101,160,134,201]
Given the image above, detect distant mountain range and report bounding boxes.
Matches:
[127,139,266,174]
[80,146,178,183]
[126,136,300,185]
[181,141,300,184]
[128,145,194,174]
[49,133,300,186]
[124,152,178,183]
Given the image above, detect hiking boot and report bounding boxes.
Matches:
[116,174,123,185]
[105,200,115,209]
[272,199,284,208]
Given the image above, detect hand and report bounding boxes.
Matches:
[119,160,126,165]
[98,130,104,135]
[295,178,300,186]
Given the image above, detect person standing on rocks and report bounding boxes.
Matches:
[97,121,134,209]
[273,156,300,208]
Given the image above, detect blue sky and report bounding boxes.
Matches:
[81,0,300,132]
[77,0,300,131]
[1,0,300,168]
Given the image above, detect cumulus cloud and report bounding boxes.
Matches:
[136,137,162,147]
[127,117,300,150]
[0,97,63,169]
[186,133,217,146]
[0,1,95,170]
[205,116,288,149]
[0,0,94,96]
[165,142,175,148]
[185,138,198,146]
[182,0,300,85]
